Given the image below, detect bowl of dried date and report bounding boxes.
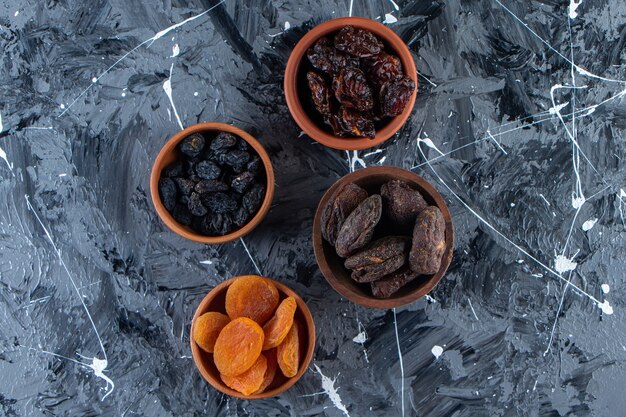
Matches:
[312,166,454,308]
[285,17,417,151]
[150,123,275,244]
[190,275,316,399]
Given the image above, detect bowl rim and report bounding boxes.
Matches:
[149,122,275,244]
[312,166,454,308]
[190,276,316,399]
[284,16,418,151]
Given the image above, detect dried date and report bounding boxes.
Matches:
[381,180,428,231]
[328,106,375,138]
[371,266,420,298]
[332,67,374,112]
[321,182,368,246]
[334,25,383,58]
[380,76,415,117]
[307,71,333,117]
[335,194,382,257]
[344,236,409,282]
[409,206,446,274]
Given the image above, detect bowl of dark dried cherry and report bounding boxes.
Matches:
[312,166,454,308]
[285,17,417,151]
[150,123,275,244]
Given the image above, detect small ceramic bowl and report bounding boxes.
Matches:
[150,123,275,244]
[284,17,418,151]
[312,166,454,308]
[190,276,316,399]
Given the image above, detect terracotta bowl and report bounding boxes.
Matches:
[312,166,454,308]
[284,17,418,151]
[190,276,316,399]
[150,123,275,244]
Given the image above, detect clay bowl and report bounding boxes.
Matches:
[150,123,275,244]
[284,17,418,151]
[190,276,316,399]
[312,166,454,308]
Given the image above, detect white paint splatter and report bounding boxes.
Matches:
[59,173,67,177]
[416,69,438,87]
[487,130,508,155]
[163,63,184,130]
[383,13,398,24]
[91,77,97,83]
[581,218,597,231]
[539,193,551,207]
[240,237,262,275]
[194,92,199,96]
[393,308,405,417]
[121,92,126,97]
[353,332,367,344]
[14,10,19,16]
[549,101,569,114]
[346,150,366,172]
[0,111,3,132]
[569,0,583,19]
[554,254,577,274]
[467,298,479,321]
[313,364,350,416]
[284,21,291,30]
[171,43,180,57]
[431,345,444,359]
[417,138,445,156]
[601,284,610,294]
[0,145,14,176]
[598,300,613,315]
[200,260,213,265]
[60,103,65,109]
[348,0,354,17]
[388,0,400,11]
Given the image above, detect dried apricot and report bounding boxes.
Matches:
[277,320,301,378]
[253,349,278,394]
[193,312,230,353]
[262,297,297,350]
[213,317,264,377]
[225,276,279,325]
[221,353,268,395]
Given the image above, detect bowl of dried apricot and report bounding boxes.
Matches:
[284,17,417,151]
[150,122,275,244]
[191,275,315,399]
[312,166,454,308]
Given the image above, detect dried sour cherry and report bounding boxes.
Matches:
[332,67,374,112]
[380,76,415,117]
[307,71,333,116]
[362,52,403,86]
[334,25,383,58]
[329,106,375,138]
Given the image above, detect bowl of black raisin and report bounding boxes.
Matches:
[150,123,275,244]
[285,17,418,151]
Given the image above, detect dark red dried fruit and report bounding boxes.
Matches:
[328,107,375,138]
[334,26,383,58]
[344,236,409,283]
[330,49,360,72]
[195,160,221,180]
[174,178,195,196]
[381,180,428,231]
[162,161,184,178]
[409,206,446,274]
[159,178,177,211]
[321,182,369,246]
[335,194,382,257]
[179,133,206,158]
[380,76,415,117]
[195,179,229,194]
[307,37,335,74]
[231,171,255,194]
[362,52,403,86]
[210,132,238,152]
[188,192,208,216]
[307,71,333,116]
[243,184,265,214]
[332,67,374,112]
[201,192,238,214]
[371,266,420,298]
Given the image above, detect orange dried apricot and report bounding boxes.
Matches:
[193,311,230,353]
[221,353,268,395]
[277,320,301,378]
[213,317,264,377]
[262,297,297,350]
[253,349,278,394]
[225,275,279,325]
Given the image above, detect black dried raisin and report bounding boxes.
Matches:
[188,192,208,216]
[231,171,255,194]
[201,192,237,214]
[158,178,177,211]
[195,160,221,180]
[179,133,205,158]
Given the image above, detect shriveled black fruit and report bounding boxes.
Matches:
[162,161,184,178]
[231,171,255,194]
[174,178,195,196]
[179,133,205,158]
[188,192,208,216]
[236,138,250,151]
[172,204,192,226]
[201,213,234,236]
[247,155,262,175]
[195,160,221,180]
[210,132,237,152]
[222,149,250,173]
[158,178,177,211]
[194,180,229,194]
[201,192,237,213]
[243,184,265,214]
[233,207,252,227]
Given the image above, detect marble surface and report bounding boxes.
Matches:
[0,0,625,416]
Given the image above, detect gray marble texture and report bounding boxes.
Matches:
[0,0,625,416]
